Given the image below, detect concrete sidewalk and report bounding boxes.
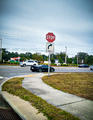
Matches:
[1,91,47,120]
[22,73,93,120]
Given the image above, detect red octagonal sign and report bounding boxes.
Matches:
[46,32,55,42]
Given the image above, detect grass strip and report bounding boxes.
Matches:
[2,77,79,120]
[42,73,93,100]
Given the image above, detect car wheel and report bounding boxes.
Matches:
[51,68,54,72]
[39,68,42,72]
[23,64,26,67]
[20,65,23,67]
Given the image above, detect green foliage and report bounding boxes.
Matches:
[56,52,66,63]
[61,64,68,66]
[50,57,55,64]
[32,53,43,61]
[51,63,57,66]
[67,58,73,64]
[87,55,93,65]
[2,49,93,65]
[9,60,19,64]
[75,52,88,64]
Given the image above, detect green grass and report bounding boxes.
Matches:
[2,77,80,120]
[42,73,93,100]
[0,63,19,66]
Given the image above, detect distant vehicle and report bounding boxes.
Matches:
[90,65,93,70]
[30,65,55,72]
[78,64,89,68]
[56,63,61,66]
[20,60,38,67]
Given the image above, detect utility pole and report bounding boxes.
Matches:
[0,38,2,62]
[77,53,78,65]
[65,46,67,64]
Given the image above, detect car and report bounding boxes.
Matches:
[20,60,38,67]
[90,65,93,70]
[30,65,55,72]
[78,64,89,68]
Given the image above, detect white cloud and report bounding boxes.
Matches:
[0,0,93,56]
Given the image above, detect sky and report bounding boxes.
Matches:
[0,0,93,57]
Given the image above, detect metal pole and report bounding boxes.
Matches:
[77,53,78,66]
[48,52,50,77]
[65,46,67,64]
[77,56,78,65]
[0,39,2,62]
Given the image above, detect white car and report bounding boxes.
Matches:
[90,65,93,70]
[20,60,38,67]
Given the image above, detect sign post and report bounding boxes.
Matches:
[48,52,50,76]
[46,32,55,77]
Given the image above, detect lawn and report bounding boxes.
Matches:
[2,77,79,120]
[42,73,93,100]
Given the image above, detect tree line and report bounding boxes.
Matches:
[1,49,93,65]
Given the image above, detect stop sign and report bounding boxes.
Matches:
[46,32,55,42]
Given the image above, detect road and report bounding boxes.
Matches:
[0,65,93,78]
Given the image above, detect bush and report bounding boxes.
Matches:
[51,63,57,66]
[9,60,19,64]
[61,64,68,66]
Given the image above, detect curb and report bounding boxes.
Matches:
[0,75,26,120]
[1,92,26,120]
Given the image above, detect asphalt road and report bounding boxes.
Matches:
[0,65,93,78]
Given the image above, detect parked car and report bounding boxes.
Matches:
[30,65,55,72]
[20,60,38,67]
[78,64,89,68]
[90,65,93,70]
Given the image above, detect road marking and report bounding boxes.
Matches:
[24,75,33,77]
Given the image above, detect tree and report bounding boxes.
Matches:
[67,58,73,64]
[2,49,10,62]
[42,55,48,61]
[32,53,43,61]
[76,52,88,64]
[87,55,93,65]
[25,52,32,60]
[55,52,66,63]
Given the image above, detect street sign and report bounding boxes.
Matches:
[46,42,54,54]
[46,32,56,77]
[46,32,55,42]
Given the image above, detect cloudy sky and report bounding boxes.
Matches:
[0,0,93,57]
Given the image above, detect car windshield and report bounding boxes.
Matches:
[28,61,33,62]
[42,65,48,67]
